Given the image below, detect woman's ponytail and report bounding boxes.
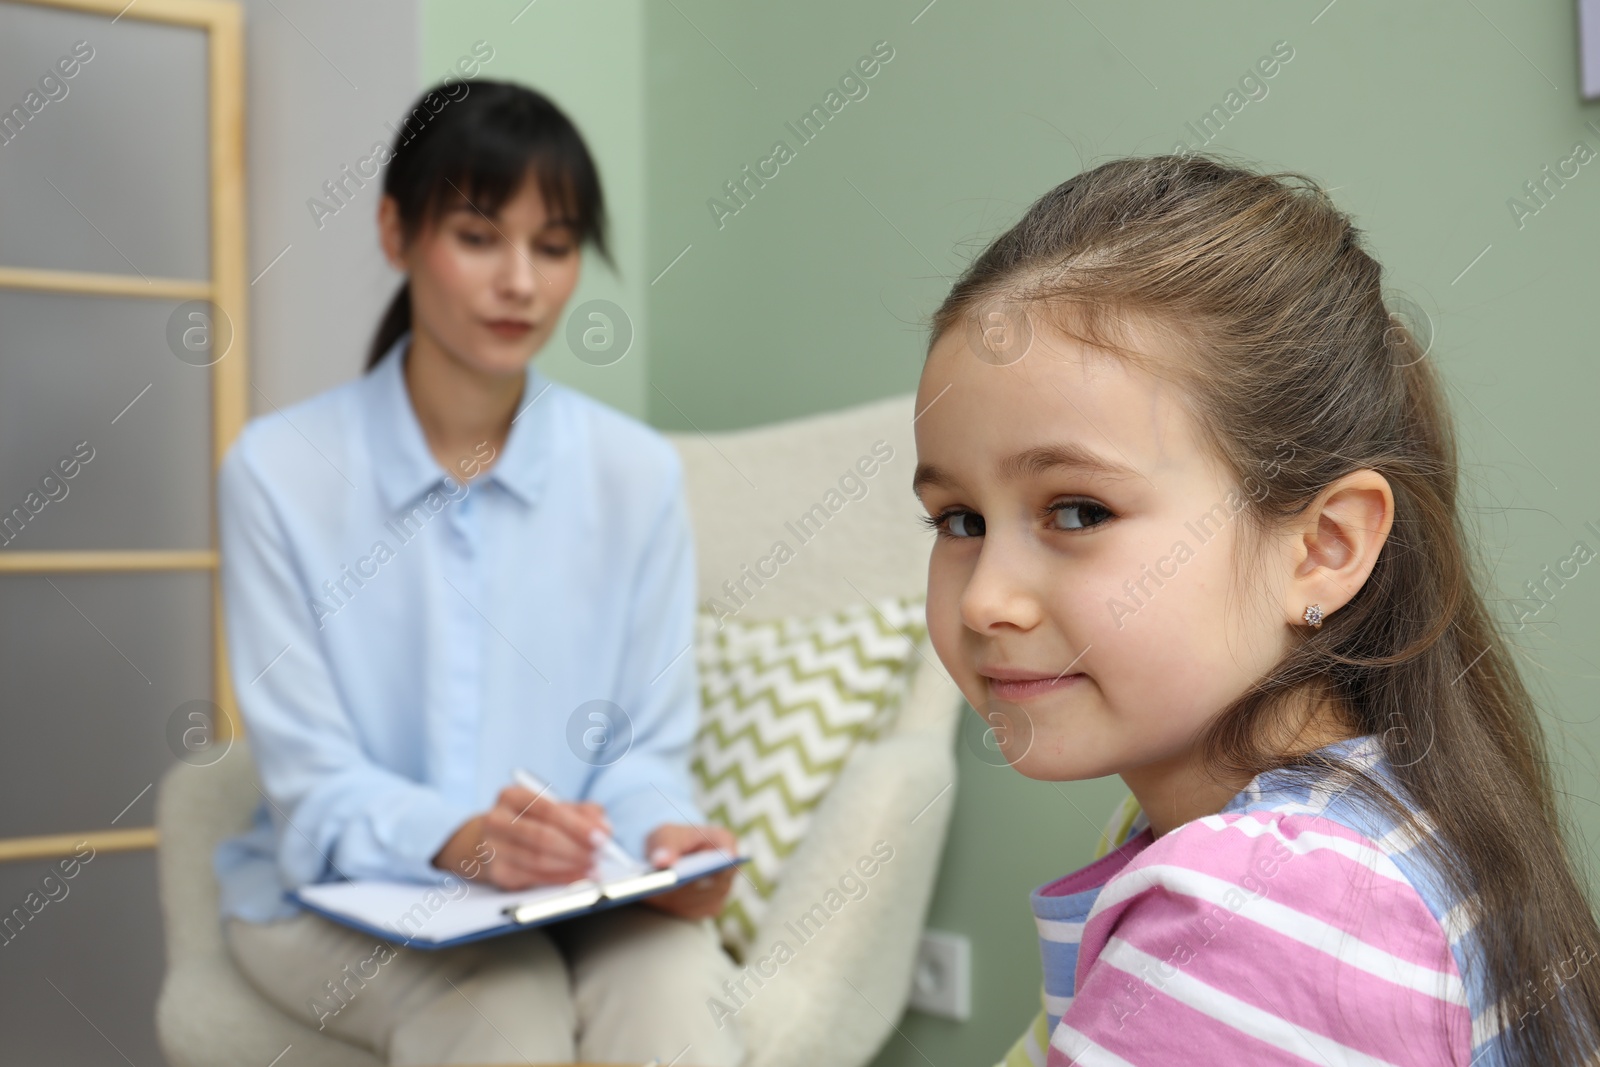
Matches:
[366,282,412,371]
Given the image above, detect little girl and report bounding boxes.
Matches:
[912,154,1600,1066]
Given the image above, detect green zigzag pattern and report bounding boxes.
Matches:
[692,699,896,768]
[698,632,924,694]
[699,677,904,723]
[701,615,926,669]
[691,596,927,957]
[691,788,824,868]
[692,735,856,803]
[705,626,923,670]
[689,674,916,834]
[691,723,887,864]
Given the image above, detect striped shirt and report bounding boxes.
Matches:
[1015,734,1515,1067]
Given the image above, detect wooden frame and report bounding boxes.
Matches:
[0,0,247,862]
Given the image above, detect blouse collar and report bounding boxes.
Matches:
[361,330,556,513]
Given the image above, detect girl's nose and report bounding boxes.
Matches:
[959,539,1044,634]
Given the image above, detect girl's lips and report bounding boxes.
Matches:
[984,673,1085,701]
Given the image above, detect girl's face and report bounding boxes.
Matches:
[913,315,1298,787]
[380,172,582,380]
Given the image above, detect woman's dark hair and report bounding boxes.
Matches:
[928,152,1600,1062]
[364,79,612,371]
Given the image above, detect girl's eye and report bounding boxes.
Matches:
[919,509,985,539]
[537,243,575,257]
[1047,499,1114,531]
[458,229,493,247]
[917,498,1113,540]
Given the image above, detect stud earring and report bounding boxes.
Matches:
[1302,604,1325,629]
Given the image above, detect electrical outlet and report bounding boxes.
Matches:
[908,929,971,1020]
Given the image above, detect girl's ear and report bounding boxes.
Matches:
[1286,468,1395,626]
[377,194,407,272]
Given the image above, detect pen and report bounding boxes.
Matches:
[511,767,647,873]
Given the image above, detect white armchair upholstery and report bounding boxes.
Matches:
[155,390,963,1067]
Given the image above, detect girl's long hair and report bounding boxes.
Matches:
[929,152,1600,1063]
[364,78,613,371]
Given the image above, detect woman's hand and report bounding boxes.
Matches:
[639,823,739,921]
[432,784,611,891]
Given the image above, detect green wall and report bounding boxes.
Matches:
[428,2,1600,1064]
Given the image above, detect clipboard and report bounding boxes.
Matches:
[290,848,747,950]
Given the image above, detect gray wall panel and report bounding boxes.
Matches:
[240,0,424,409]
[0,572,211,840]
[0,290,212,552]
[0,3,209,280]
[0,851,166,1067]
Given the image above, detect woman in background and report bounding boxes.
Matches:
[214,79,743,1066]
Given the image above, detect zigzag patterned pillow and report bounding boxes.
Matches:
[691,594,928,962]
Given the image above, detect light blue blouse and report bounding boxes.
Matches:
[213,331,704,924]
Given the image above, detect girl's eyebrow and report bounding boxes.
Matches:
[912,442,1141,500]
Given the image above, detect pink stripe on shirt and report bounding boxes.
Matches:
[1047,811,1472,1067]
